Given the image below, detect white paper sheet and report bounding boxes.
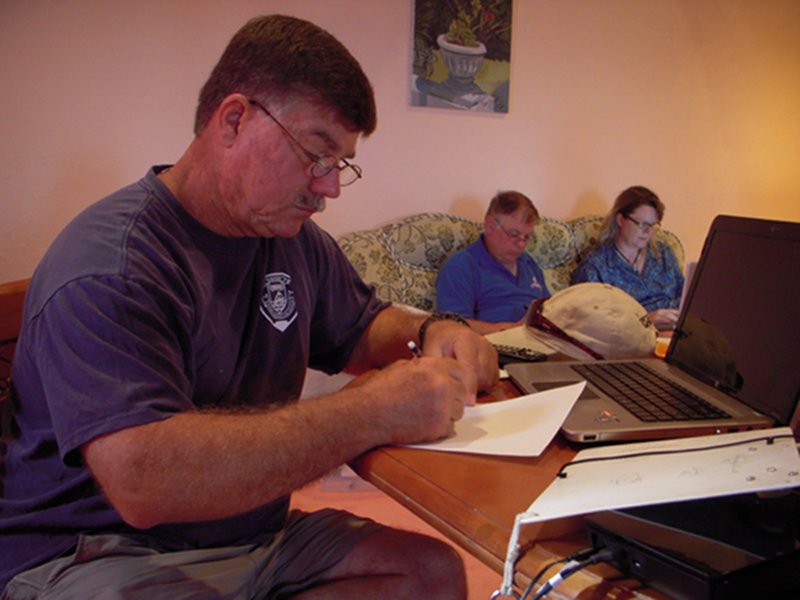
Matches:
[496,427,800,596]
[520,427,800,523]
[404,381,585,457]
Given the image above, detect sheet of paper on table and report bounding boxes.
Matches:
[520,426,800,524]
[404,381,584,457]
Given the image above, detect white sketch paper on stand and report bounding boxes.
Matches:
[496,427,800,596]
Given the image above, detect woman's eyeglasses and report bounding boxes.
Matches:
[623,214,659,232]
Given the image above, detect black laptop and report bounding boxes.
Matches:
[506,215,800,443]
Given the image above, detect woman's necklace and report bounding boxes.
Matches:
[615,244,643,272]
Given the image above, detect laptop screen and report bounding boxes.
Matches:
[667,215,800,424]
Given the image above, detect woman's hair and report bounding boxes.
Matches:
[486,191,539,223]
[599,186,665,249]
[194,15,376,136]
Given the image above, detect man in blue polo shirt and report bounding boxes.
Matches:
[436,191,550,334]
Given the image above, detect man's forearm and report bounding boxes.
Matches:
[83,302,499,530]
[83,389,388,529]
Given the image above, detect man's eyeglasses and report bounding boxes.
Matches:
[492,215,532,244]
[623,214,659,232]
[248,99,362,187]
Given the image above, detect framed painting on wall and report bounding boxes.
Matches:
[411,0,512,113]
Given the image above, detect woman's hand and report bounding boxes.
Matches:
[649,308,679,330]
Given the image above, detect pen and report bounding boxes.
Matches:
[407,340,422,358]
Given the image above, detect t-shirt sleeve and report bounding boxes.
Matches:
[23,276,194,464]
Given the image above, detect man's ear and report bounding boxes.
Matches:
[215,94,249,147]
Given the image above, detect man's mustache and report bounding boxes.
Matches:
[294,194,326,213]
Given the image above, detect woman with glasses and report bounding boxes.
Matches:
[571,185,684,330]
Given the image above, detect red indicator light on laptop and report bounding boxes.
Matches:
[596,410,617,423]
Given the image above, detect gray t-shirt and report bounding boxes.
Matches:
[0,166,387,588]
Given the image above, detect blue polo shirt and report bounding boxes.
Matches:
[435,235,549,322]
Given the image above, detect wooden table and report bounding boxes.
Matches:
[350,379,672,599]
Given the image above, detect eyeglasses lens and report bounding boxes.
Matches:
[309,158,362,187]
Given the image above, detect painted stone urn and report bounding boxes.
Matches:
[436,33,487,94]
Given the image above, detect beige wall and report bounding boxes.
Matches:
[2,0,799,282]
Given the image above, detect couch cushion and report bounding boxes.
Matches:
[380,213,481,311]
[382,213,481,271]
[525,217,576,293]
[337,229,405,304]
[336,213,481,310]
[567,215,605,260]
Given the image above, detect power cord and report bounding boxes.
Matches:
[518,546,595,600]
[520,546,622,600]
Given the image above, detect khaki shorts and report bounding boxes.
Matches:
[2,508,383,600]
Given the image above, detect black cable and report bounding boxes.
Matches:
[556,433,795,478]
[519,546,595,600]
[527,547,622,600]
[519,558,561,600]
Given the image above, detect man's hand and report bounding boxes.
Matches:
[345,357,472,444]
[420,320,499,403]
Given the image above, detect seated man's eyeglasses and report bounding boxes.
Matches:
[493,215,532,243]
[248,99,363,187]
[623,214,659,232]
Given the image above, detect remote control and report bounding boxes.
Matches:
[493,344,547,362]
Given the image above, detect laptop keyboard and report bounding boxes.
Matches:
[571,362,732,422]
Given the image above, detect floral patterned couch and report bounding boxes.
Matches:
[337,212,684,312]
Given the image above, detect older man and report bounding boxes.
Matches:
[0,15,497,600]
[436,191,550,334]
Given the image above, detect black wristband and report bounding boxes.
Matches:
[418,311,470,348]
